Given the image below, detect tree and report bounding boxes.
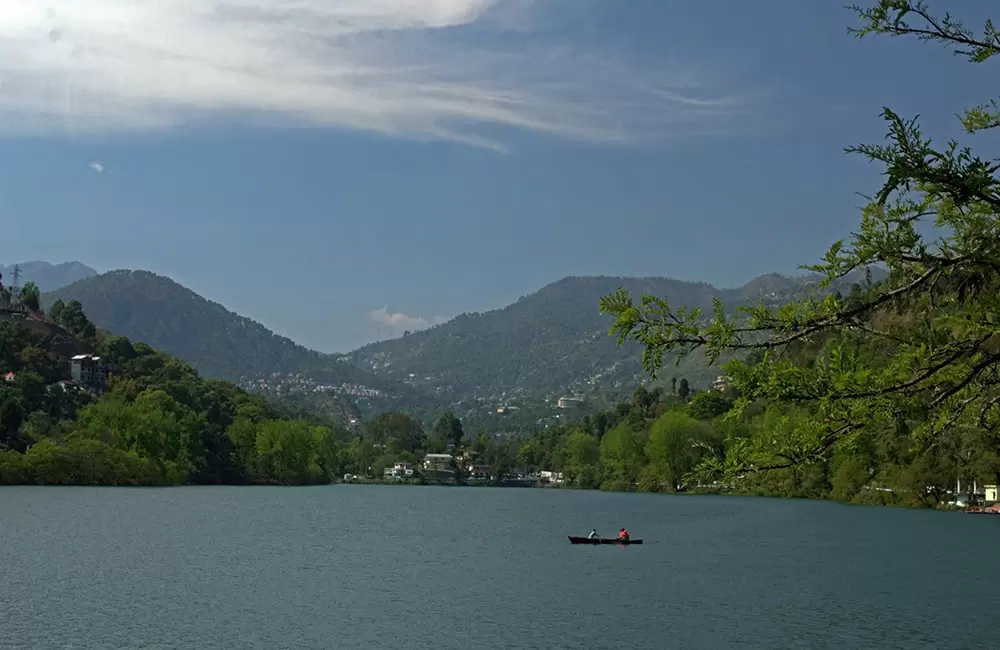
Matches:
[601,1,1000,482]
[57,300,97,340]
[640,411,716,492]
[19,281,40,311]
[677,378,690,400]
[432,411,464,452]
[561,431,600,488]
[600,423,643,490]
[48,299,65,323]
[687,392,733,421]
[631,386,655,418]
[99,335,137,364]
[366,412,424,454]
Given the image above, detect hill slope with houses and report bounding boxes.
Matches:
[346,270,884,408]
[42,270,435,421]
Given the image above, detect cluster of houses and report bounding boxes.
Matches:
[376,451,564,486]
[382,452,491,481]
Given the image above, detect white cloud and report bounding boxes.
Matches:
[369,305,445,333]
[88,160,104,173]
[0,1,756,149]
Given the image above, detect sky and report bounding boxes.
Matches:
[0,1,992,352]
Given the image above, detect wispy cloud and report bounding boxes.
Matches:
[370,305,445,333]
[0,1,757,149]
[88,160,105,173]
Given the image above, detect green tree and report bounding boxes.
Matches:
[677,378,690,400]
[48,299,65,323]
[631,386,654,416]
[687,392,733,421]
[640,411,713,492]
[599,423,643,490]
[19,281,40,311]
[99,335,137,364]
[561,431,600,488]
[255,419,317,484]
[431,411,464,452]
[57,300,97,340]
[366,412,424,453]
[601,1,1000,482]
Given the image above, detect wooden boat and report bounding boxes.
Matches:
[568,535,643,545]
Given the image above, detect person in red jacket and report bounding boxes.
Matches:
[617,528,630,541]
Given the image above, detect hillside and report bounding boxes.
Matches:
[0,300,361,486]
[0,261,97,292]
[42,270,432,418]
[347,270,883,404]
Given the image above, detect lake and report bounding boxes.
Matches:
[2,485,997,649]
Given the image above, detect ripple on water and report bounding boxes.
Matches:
[1,486,998,650]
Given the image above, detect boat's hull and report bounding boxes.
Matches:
[568,536,643,545]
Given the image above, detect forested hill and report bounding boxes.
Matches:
[42,270,431,415]
[0,303,356,486]
[347,270,883,403]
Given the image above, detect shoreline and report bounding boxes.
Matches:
[0,478,973,511]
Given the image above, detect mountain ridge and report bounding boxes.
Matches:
[39,264,883,421]
[347,268,884,403]
[0,261,98,292]
[42,269,434,420]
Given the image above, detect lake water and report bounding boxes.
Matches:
[2,485,998,649]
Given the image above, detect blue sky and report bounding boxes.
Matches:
[0,1,991,352]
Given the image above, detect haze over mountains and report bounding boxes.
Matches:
[28,261,883,425]
[0,261,97,292]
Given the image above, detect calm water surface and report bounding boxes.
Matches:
[2,486,998,649]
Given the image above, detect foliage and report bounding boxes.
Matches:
[0,308,361,486]
[600,1,1000,491]
[20,281,41,311]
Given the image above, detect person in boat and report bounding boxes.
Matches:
[617,528,630,541]
[588,529,599,539]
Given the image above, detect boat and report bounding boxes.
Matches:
[568,535,643,545]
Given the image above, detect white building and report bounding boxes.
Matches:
[986,485,998,502]
[712,375,731,392]
[422,453,454,472]
[556,396,583,409]
[383,462,415,479]
[70,354,110,390]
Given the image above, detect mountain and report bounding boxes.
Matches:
[42,270,434,419]
[38,265,882,425]
[0,261,98,292]
[347,270,885,404]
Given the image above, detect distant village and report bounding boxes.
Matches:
[346,447,564,488]
[239,371,385,399]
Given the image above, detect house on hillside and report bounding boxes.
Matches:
[70,354,114,392]
[3,372,14,383]
[556,396,583,409]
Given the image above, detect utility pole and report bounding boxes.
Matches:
[10,264,21,300]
